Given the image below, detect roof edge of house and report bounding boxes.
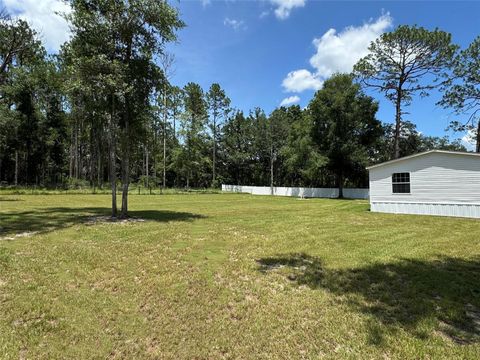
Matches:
[366,150,480,170]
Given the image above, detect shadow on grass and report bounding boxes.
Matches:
[128,209,205,222]
[0,207,205,237]
[257,253,480,344]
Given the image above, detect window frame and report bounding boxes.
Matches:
[391,172,411,194]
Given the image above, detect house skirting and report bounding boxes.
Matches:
[370,201,480,219]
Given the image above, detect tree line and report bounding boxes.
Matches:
[1,2,479,216]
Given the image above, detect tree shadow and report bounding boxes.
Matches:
[0,207,205,238]
[128,210,205,222]
[257,253,480,344]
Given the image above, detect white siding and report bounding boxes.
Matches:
[369,152,480,218]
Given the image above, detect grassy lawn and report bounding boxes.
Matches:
[0,194,479,359]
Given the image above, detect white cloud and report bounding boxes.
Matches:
[259,10,270,19]
[282,69,323,93]
[282,13,393,93]
[223,17,246,31]
[3,0,72,52]
[202,0,211,7]
[310,13,392,78]
[280,95,300,106]
[270,0,306,20]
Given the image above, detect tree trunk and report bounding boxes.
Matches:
[173,112,177,188]
[270,145,274,195]
[393,90,402,160]
[79,117,84,179]
[173,115,176,140]
[212,115,216,188]
[338,172,344,199]
[153,156,157,187]
[90,126,95,187]
[163,88,167,189]
[69,130,74,179]
[109,139,117,217]
[120,38,134,217]
[109,99,117,218]
[121,117,129,218]
[145,145,149,187]
[74,118,79,179]
[97,154,102,189]
[14,150,18,186]
[476,121,480,153]
[24,151,28,185]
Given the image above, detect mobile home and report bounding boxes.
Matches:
[367,150,480,218]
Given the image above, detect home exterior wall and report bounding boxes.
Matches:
[369,152,480,218]
[221,185,369,199]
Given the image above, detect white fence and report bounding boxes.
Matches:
[222,185,369,199]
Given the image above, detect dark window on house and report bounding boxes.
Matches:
[392,172,410,194]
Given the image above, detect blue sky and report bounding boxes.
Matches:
[166,0,479,148]
[2,0,479,147]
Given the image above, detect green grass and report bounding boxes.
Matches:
[0,194,479,359]
[0,185,221,196]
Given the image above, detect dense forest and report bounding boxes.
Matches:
[1,1,479,215]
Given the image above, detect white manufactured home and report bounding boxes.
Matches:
[367,150,480,218]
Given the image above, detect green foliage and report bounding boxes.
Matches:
[175,82,210,187]
[207,83,231,186]
[220,110,255,185]
[65,0,184,216]
[439,36,480,152]
[0,11,470,194]
[354,25,458,159]
[65,176,91,189]
[377,121,467,162]
[206,83,231,130]
[0,13,67,185]
[0,15,44,84]
[282,107,326,186]
[309,74,383,195]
